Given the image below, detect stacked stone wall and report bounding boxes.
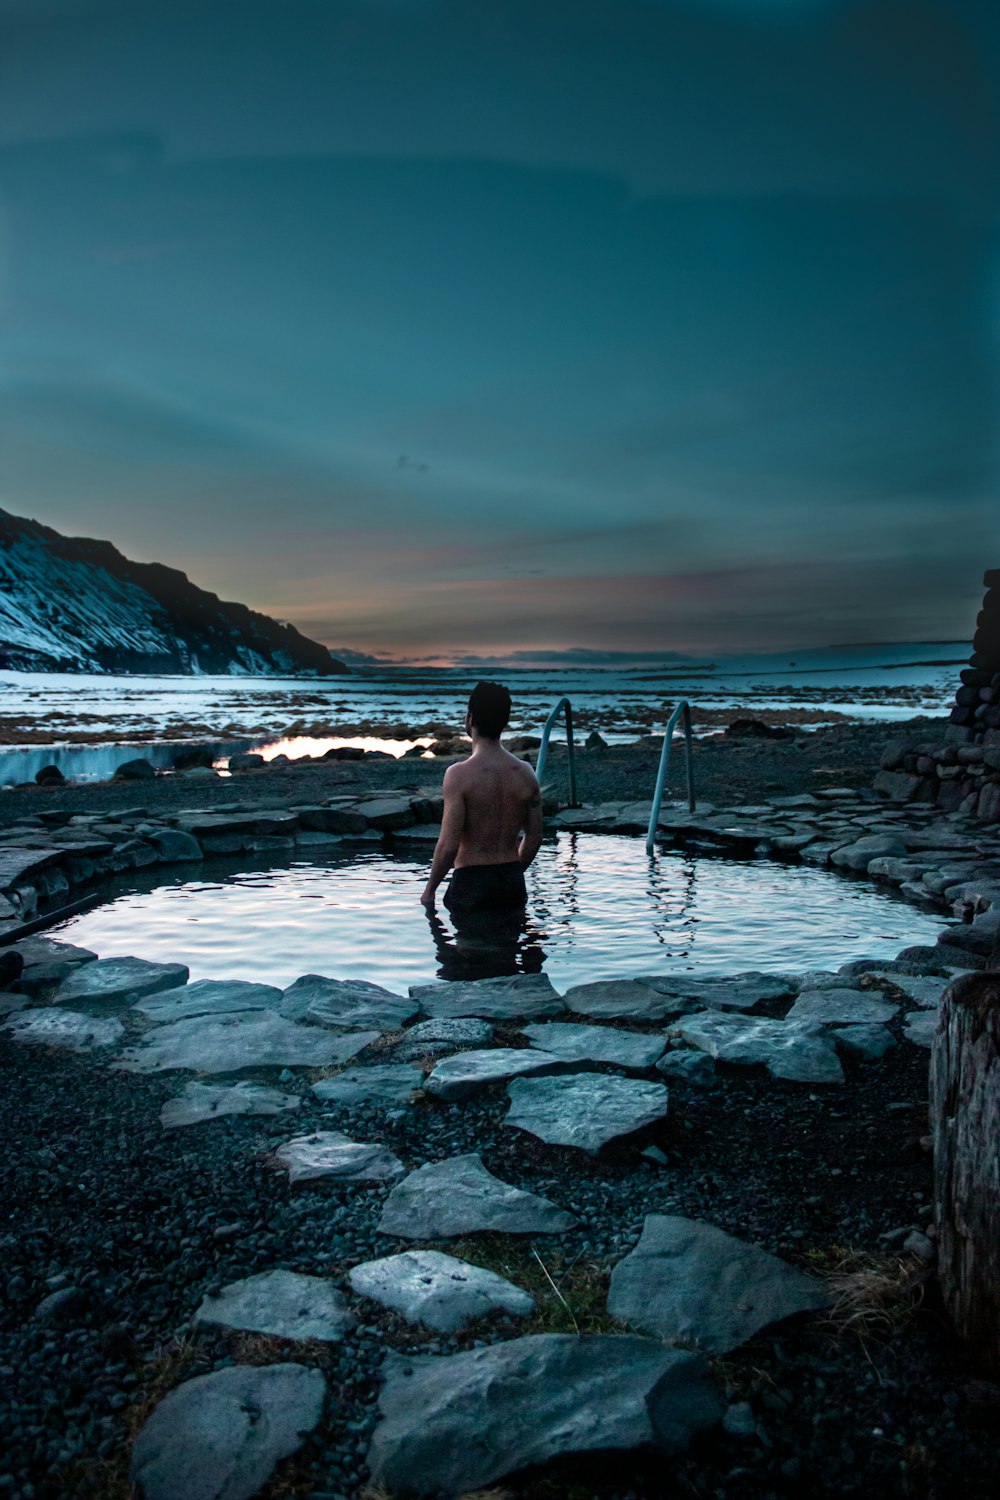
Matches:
[875,568,1000,822]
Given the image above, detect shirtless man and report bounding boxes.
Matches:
[420,680,543,911]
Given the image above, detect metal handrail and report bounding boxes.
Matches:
[646,699,696,853]
[533,696,578,807]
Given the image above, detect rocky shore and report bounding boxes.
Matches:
[1,719,999,1500]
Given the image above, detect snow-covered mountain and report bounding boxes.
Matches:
[0,509,346,676]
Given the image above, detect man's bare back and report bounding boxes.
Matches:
[420,682,542,909]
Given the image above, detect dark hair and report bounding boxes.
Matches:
[467,680,511,739]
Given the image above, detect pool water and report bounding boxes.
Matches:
[51,833,945,992]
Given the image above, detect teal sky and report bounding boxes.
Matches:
[1,0,998,658]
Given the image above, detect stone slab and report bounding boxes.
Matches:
[129,1363,326,1500]
[523,1021,666,1069]
[195,1269,354,1342]
[2,1007,123,1052]
[505,1072,670,1154]
[136,979,283,1025]
[0,847,62,890]
[117,1013,378,1074]
[563,979,689,1021]
[312,1064,423,1106]
[865,972,947,1009]
[409,973,566,1021]
[424,1048,569,1101]
[673,1013,844,1084]
[274,1130,405,1184]
[638,973,798,1013]
[279,975,418,1031]
[904,1011,939,1048]
[377,1153,578,1238]
[784,988,899,1027]
[160,1081,302,1129]
[349,1249,534,1333]
[607,1214,830,1353]
[366,1334,723,1495]
[10,937,97,967]
[388,1015,495,1062]
[53,956,190,1006]
[833,1025,897,1061]
[656,1050,717,1084]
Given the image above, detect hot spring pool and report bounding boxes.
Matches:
[50,832,946,992]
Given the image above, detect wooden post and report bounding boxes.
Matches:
[931,971,1000,1375]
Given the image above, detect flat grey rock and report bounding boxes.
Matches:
[563,978,689,1021]
[424,1047,569,1101]
[348,1249,534,1333]
[505,1073,670,1154]
[408,973,566,1021]
[353,796,416,828]
[673,1013,844,1084]
[864,972,946,1009]
[274,1130,405,1184]
[833,1025,897,1061]
[638,973,798,1013]
[279,975,419,1031]
[830,835,907,871]
[656,1050,717,1084]
[401,1016,493,1046]
[160,1081,301,1129]
[784,988,899,1026]
[11,937,96,967]
[367,1334,723,1495]
[136,979,283,1025]
[53,956,189,1007]
[0,847,62,890]
[904,1010,938,1048]
[607,1214,830,1353]
[13,960,93,998]
[129,1362,326,1500]
[312,1063,424,1106]
[194,1269,354,1342]
[117,1013,378,1074]
[389,1016,494,1061]
[378,1153,578,1238]
[3,1007,123,1052]
[523,1021,666,1069]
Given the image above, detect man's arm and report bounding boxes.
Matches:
[518,779,543,871]
[420,769,466,907]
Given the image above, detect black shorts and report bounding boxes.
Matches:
[444,861,527,913]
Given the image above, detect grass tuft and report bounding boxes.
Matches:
[806,1244,929,1339]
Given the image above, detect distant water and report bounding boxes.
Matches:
[0,643,960,774]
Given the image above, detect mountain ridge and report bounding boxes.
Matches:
[0,508,346,676]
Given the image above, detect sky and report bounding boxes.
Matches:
[1,0,998,660]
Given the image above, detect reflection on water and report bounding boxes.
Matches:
[242,734,434,762]
[53,833,946,992]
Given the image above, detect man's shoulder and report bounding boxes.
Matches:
[442,757,474,787]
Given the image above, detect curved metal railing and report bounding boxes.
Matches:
[533,696,578,807]
[646,699,696,853]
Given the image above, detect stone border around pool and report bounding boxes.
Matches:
[1,784,999,960]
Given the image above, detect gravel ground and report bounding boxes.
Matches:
[1,999,998,1500]
[2,713,998,1500]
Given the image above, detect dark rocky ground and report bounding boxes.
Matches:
[1,715,998,1500]
[1,1009,997,1500]
[0,718,947,833]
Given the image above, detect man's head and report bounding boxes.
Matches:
[466,680,511,740]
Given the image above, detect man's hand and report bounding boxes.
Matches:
[420,884,436,909]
